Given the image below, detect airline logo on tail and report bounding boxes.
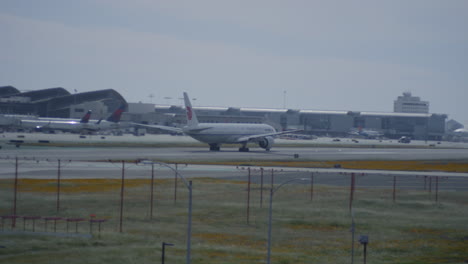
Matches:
[80,110,92,123]
[183,92,199,127]
[186,106,193,121]
[106,104,125,123]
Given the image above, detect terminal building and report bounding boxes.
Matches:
[394,92,429,114]
[0,86,127,120]
[126,102,447,140]
[0,86,447,140]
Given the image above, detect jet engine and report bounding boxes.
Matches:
[258,136,274,150]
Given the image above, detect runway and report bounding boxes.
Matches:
[1,146,467,191]
[0,157,467,191]
[2,145,468,162]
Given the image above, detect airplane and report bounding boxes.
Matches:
[90,104,127,131]
[19,110,93,132]
[348,127,384,139]
[448,128,468,142]
[18,104,126,133]
[138,92,299,151]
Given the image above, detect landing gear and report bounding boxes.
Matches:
[239,147,250,152]
[209,144,221,151]
[239,143,249,152]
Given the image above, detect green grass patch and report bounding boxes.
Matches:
[0,178,467,263]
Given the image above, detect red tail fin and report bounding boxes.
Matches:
[106,105,125,123]
[80,110,92,123]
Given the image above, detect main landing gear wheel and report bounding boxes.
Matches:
[239,147,250,152]
[209,144,221,151]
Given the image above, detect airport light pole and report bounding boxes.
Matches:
[351,208,355,264]
[149,161,193,264]
[283,90,287,109]
[267,177,310,264]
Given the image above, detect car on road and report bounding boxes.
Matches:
[398,136,411,143]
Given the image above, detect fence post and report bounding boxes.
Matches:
[271,168,274,189]
[429,177,432,193]
[349,173,355,212]
[119,160,125,233]
[12,157,19,228]
[174,163,178,204]
[150,163,155,219]
[260,168,264,208]
[56,159,61,212]
[310,172,314,201]
[246,167,251,224]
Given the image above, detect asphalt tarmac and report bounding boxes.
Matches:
[0,158,466,192]
[2,146,468,162]
[0,146,467,191]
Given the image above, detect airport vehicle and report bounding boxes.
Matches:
[139,92,299,151]
[398,136,411,143]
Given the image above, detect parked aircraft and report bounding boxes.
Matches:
[348,127,384,139]
[448,128,468,142]
[19,110,93,132]
[18,105,126,133]
[91,104,127,131]
[138,92,299,151]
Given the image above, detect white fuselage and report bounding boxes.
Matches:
[183,123,275,144]
[20,119,92,131]
[20,119,126,132]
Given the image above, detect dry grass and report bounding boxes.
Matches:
[0,177,467,264]
[177,160,468,173]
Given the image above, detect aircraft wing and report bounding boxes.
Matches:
[236,129,302,143]
[134,123,183,133]
[184,127,213,133]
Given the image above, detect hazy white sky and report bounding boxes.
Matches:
[1,0,467,123]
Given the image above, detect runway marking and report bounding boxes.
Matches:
[320,151,395,155]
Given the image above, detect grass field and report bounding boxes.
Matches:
[165,160,468,173]
[1,177,467,264]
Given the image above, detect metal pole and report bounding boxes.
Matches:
[13,157,18,228]
[435,176,439,203]
[174,163,178,204]
[271,169,274,188]
[392,175,396,203]
[310,172,314,201]
[162,242,166,264]
[260,168,264,208]
[162,242,165,264]
[247,167,251,224]
[363,243,367,264]
[351,209,355,264]
[119,160,125,233]
[150,163,155,219]
[56,159,61,212]
[150,161,192,264]
[266,188,273,264]
[349,173,355,212]
[265,178,310,264]
[162,242,174,264]
[186,181,192,264]
[429,176,432,193]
